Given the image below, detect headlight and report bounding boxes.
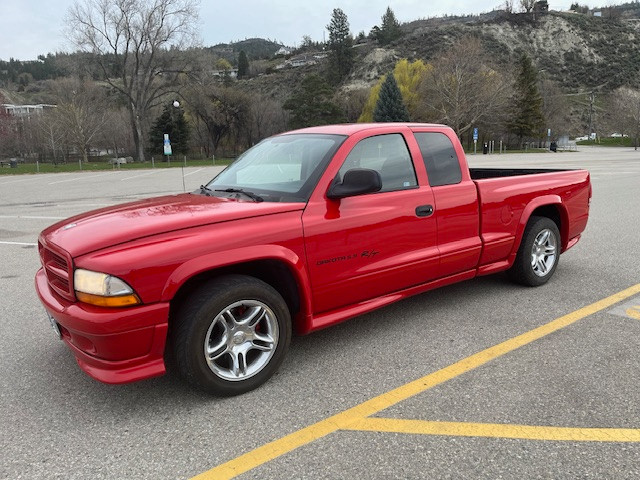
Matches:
[74,269,141,307]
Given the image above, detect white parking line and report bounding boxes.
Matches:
[183,168,205,177]
[73,203,116,206]
[0,241,37,246]
[120,170,162,181]
[0,174,70,185]
[48,172,115,185]
[0,215,65,220]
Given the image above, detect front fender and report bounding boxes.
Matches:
[160,244,314,326]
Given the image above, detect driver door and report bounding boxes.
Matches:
[302,131,440,314]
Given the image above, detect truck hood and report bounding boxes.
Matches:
[41,194,304,257]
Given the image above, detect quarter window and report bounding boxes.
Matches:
[338,134,417,192]
[414,132,462,187]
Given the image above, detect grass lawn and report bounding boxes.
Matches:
[0,158,234,175]
[464,147,553,154]
[576,137,637,147]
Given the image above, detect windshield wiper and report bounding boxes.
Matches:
[198,185,215,196]
[215,188,264,202]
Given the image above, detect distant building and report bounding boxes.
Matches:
[534,0,549,13]
[557,135,570,147]
[275,47,292,56]
[1,104,56,117]
[210,69,238,79]
[288,55,317,68]
[278,52,326,69]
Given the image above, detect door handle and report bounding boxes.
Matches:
[415,205,434,217]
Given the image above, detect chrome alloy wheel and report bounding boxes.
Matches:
[531,228,557,277]
[203,300,279,381]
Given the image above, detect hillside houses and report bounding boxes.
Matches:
[275,52,328,70]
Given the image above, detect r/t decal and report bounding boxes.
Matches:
[317,249,380,266]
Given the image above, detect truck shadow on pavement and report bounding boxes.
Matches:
[36,275,521,412]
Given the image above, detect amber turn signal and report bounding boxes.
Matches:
[75,291,141,308]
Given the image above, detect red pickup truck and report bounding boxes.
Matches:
[36,123,591,395]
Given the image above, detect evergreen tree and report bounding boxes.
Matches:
[508,54,545,145]
[359,59,430,122]
[379,7,402,45]
[237,50,249,79]
[373,73,410,122]
[283,75,345,129]
[148,103,190,156]
[326,8,354,85]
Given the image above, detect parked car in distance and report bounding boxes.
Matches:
[108,157,134,165]
[36,123,591,395]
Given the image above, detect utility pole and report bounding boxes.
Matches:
[588,91,595,137]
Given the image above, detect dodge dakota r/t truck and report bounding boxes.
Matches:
[36,123,591,395]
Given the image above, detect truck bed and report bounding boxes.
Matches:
[469,168,573,180]
[470,168,591,271]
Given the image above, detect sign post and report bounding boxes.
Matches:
[473,127,478,154]
[163,133,172,165]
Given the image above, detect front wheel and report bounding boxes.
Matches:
[173,275,291,396]
[508,216,560,286]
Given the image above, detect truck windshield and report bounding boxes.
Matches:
[206,133,346,202]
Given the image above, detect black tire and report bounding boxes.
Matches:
[507,216,560,287]
[173,274,291,396]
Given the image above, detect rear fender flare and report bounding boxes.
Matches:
[508,196,568,266]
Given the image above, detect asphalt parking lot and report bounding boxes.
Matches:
[1,146,639,479]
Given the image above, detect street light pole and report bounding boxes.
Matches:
[588,91,595,138]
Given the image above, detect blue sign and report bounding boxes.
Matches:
[473,128,478,141]
[163,133,172,156]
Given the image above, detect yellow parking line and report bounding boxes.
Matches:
[626,306,640,320]
[347,418,640,442]
[192,283,640,480]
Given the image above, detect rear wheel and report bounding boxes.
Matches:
[173,275,291,395]
[508,216,560,286]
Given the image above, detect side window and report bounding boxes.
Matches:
[338,134,417,192]
[414,132,462,187]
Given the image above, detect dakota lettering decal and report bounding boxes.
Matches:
[316,249,380,266]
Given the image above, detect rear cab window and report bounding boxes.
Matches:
[414,132,462,187]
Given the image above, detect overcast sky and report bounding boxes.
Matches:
[0,0,609,61]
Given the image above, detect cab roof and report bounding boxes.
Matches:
[279,123,451,137]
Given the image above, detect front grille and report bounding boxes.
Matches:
[39,241,74,301]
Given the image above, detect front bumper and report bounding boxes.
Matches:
[35,268,170,384]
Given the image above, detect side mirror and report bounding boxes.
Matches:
[327,168,382,199]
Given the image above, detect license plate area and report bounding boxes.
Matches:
[47,313,62,339]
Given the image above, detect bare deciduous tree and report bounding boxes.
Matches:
[606,87,640,149]
[417,37,511,137]
[187,85,251,155]
[98,108,136,159]
[504,0,515,14]
[540,78,570,140]
[67,0,199,162]
[337,88,369,123]
[0,104,20,158]
[34,109,65,164]
[519,0,536,13]
[245,95,287,146]
[51,78,109,164]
